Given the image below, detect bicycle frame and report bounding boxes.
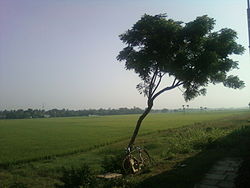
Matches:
[122,146,151,174]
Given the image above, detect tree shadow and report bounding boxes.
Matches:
[136,126,250,188]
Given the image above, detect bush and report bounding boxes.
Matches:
[9,182,27,188]
[55,163,96,188]
[98,177,136,188]
[101,152,125,174]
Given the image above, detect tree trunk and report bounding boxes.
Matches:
[127,100,153,148]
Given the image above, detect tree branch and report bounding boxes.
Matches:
[172,78,177,87]
[176,81,184,87]
[148,69,159,99]
[151,73,164,97]
[152,80,184,101]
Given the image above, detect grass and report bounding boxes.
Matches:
[0,110,250,187]
[136,126,250,188]
[0,110,245,165]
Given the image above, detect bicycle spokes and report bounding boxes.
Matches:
[122,146,152,174]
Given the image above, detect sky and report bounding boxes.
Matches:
[0,0,250,110]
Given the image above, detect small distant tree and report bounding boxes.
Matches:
[248,102,250,109]
[182,105,186,113]
[117,14,245,148]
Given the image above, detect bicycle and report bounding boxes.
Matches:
[122,146,151,174]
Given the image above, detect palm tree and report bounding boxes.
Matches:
[182,105,185,114]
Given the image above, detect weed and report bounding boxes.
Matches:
[55,163,96,188]
[9,182,27,188]
[101,152,125,174]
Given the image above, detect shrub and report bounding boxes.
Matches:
[9,182,27,188]
[55,163,96,188]
[98,177,136,188]
[101,152,125,174]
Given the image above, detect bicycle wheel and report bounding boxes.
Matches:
[139,149,151,167]
[122,155,140,174]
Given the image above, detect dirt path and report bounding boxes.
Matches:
[194,158,242,188]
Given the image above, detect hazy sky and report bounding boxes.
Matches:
[0,0,250,110]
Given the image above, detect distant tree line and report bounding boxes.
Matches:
[0,107,172,119]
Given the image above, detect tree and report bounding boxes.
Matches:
[117,14,245,148]
[182,105,185,112]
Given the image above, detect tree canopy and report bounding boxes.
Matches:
[117,14,245,102]
[117,14,245,148]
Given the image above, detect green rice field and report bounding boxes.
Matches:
[0,110,248,165]
[1,110,250,187]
